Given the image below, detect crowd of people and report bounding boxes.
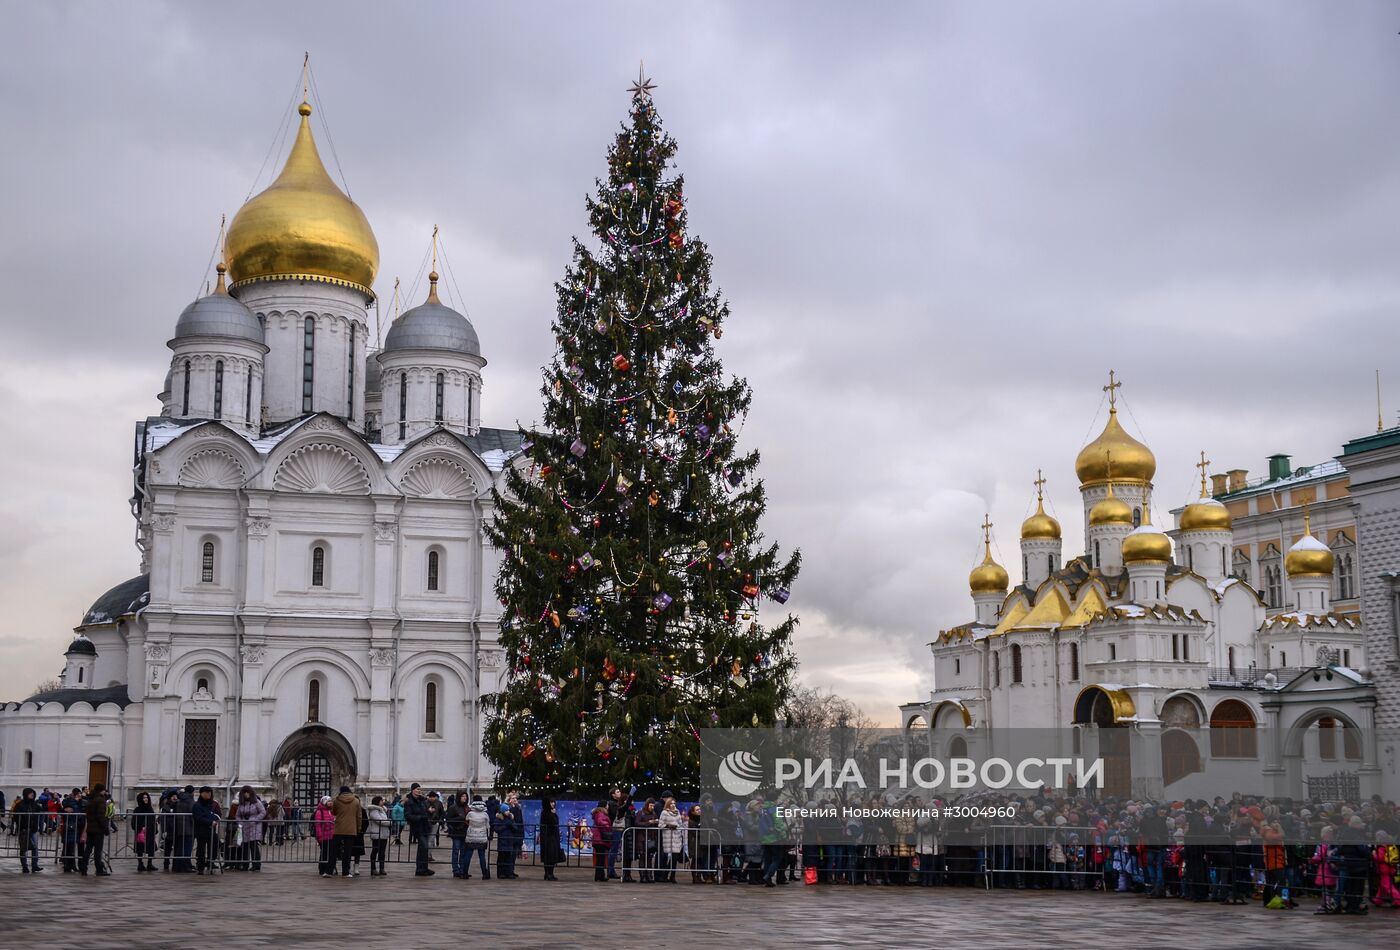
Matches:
[5,783,1399,915]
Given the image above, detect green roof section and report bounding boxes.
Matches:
[1342,427,1400,458]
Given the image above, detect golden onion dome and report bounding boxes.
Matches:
[1180,495,1232,532]
[1089,483,1133,526]
[1021,497,1062,541]
[1285,511,1334,577]
[969,552,1009,594]
[1075,407,1156,487]
[226,101,379,297]
[1122,528,1172,564]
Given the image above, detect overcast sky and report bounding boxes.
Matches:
[2,1,1398,722]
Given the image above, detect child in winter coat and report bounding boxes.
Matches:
[1311,828,1339,915]
[314,796,336,877]
[1373,832,1399,908]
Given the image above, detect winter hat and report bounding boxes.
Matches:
[321,795,332,805]
[1054,816,1068,826]
[339,785,351,794]
[410,782,422,790]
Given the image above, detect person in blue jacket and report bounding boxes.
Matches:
[192,786,220,875]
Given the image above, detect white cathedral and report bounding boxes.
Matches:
[0,97,520,805]
[900,379,1386,802]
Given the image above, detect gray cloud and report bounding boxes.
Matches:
[1,0,1397,719]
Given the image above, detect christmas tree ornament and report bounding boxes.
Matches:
[570,437,587,458]
[742,583,760,599]
[577,552,596,571]
[523,742,536,758]
[771,587,790,604]
[653,592,673,610]
[613,354,630,372]
[615,473,634,494]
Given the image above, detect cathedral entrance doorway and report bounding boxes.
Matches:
[1073,686,1134,798]
[272,724,357,808]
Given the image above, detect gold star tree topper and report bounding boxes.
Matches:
[628,62,657,99]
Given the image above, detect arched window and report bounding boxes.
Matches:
[347,326,356,421]
[435,372,445,424]
[424,680,438,735]
[427,549,440,591]
[182,359,191,415]
[1186,545,1193,571]
[245,365,255,424]
[1232,549,1250,585]
[1094,541,1101,568]
[399,372,408,440]
[77,667,84,684]
[1023,555,1028,579]
[992,651,1001,688]
[302,316,315,413]
[1069,642,1079,681]
[307,678,321,723]
[948,736,968,759]
[1132,507,1142,528]
[196,676,209,693]
[311,545,326,587]
[201,540,215,583]
[1011,643,1023,684]
[213,360,224,419]
[467,381,474,429]
[1209,699,1257,758]
[1220,547,1226,578]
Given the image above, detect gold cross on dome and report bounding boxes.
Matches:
[981,514,993,544]
[1197,450,1211,496]
[1103,369,1121,409]
[628,62,657,99]
[1034,469,1047,501]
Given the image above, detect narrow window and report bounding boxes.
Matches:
[201,541,215,583]
[213,360,224,419]
[1186,546,1193,571]
[1281,651,1286,667]
[1069,642,1079,681]
[181,719,217,774]
[1108,643,1117,661]
[245,365,254,424]
[427,549,440,591]
[399,372,408,440]
[1172,634,1179,660]
[954,657,961,676]
[1023,555,1028,579]
[993,651,1001,687]
[435,372,445,424]
[1094,541,1100,568]
[302,317,315,413]
[1182,635,1189,661]
[307,679,321,722]
[1343,649,1351,667]
[1220,548,1226,578]
[425,681,438,734]
[78,667,84,684]
[196,676,209,693]
[25,749,34,769]
[182,359,191,415]
[1132,507,1142,527]
[311,545,326,587]
[347,326,356,421]
[1227,646,1235,675]
[467,382,474,429]
[1011,644,1023,684]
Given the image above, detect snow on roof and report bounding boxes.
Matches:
[1212,577,1240,596]
[1290,534,1331,553]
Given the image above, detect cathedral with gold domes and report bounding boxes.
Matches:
[0,91,520,805]
[900,375,1383,801]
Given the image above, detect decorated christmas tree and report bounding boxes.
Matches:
[482,71,801,793]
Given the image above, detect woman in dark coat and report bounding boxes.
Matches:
[80,785,111,876]
[539,797,563,881]
[132,792,158,872]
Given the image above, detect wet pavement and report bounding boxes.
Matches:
[0,861,1394,948]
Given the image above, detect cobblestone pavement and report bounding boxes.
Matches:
[0,862,1394,949]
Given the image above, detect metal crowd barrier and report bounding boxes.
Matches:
[0,815,595,871]
[616,826,722,880]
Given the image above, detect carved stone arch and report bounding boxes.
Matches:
[395,650,473,695]
[262,648,373,699]
[400,457,477,499]
[179,448,247,489]
[164,648,239,696]
[274,442,371,494]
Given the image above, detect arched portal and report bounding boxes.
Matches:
[1072,686,1135,797]
[1161,729,1201,787]
[272,724,358,807]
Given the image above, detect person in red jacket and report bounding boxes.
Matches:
[591,801,613,882]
